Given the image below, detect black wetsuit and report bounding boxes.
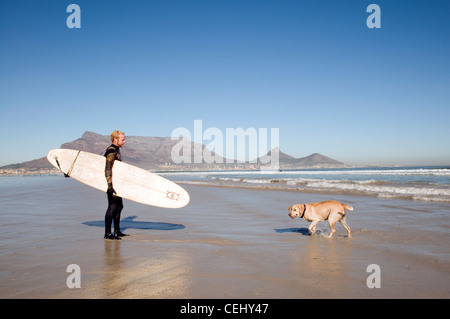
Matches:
[104,144,124,239]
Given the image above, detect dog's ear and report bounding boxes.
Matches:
[288,205,292,211]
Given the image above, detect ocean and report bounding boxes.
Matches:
[161,166,450,203]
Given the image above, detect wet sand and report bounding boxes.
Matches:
[1,175,449,298]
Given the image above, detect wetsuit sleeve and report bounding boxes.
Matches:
[105,152,116,185]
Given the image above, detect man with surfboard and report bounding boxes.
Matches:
[47,132,190,238]
[104,130,128,240]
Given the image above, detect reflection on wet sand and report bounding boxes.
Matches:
[100,240,123,298]
[289,234,354,297]
[93,240,192,298]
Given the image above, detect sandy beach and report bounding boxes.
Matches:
[1,175,449,299]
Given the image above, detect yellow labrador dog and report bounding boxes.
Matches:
[288,200,354,238]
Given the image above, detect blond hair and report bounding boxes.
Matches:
[110,130,125,142]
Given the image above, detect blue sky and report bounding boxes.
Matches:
[1,0,449,166]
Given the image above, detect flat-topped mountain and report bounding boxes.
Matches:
[0,131,345,172]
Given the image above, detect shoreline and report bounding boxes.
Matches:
[176,180,450,204]
[1,164,449,175]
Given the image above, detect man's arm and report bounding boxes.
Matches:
[105,152,116,195]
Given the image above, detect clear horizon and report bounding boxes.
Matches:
[1,1,449,167]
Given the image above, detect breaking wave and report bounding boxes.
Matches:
[161,167,450,203]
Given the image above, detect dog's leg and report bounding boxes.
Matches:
[328,218,337,238]
[339,217,352,238]
[308,220,319,236]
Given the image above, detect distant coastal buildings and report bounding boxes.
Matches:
[0,168,59,176]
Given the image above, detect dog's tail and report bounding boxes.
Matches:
[344,204,354,211]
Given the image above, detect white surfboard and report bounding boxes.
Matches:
[47,149,189,208]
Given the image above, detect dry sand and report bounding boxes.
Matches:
[1,175,449,298]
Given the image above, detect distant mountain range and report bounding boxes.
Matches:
[0,131,345,172]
